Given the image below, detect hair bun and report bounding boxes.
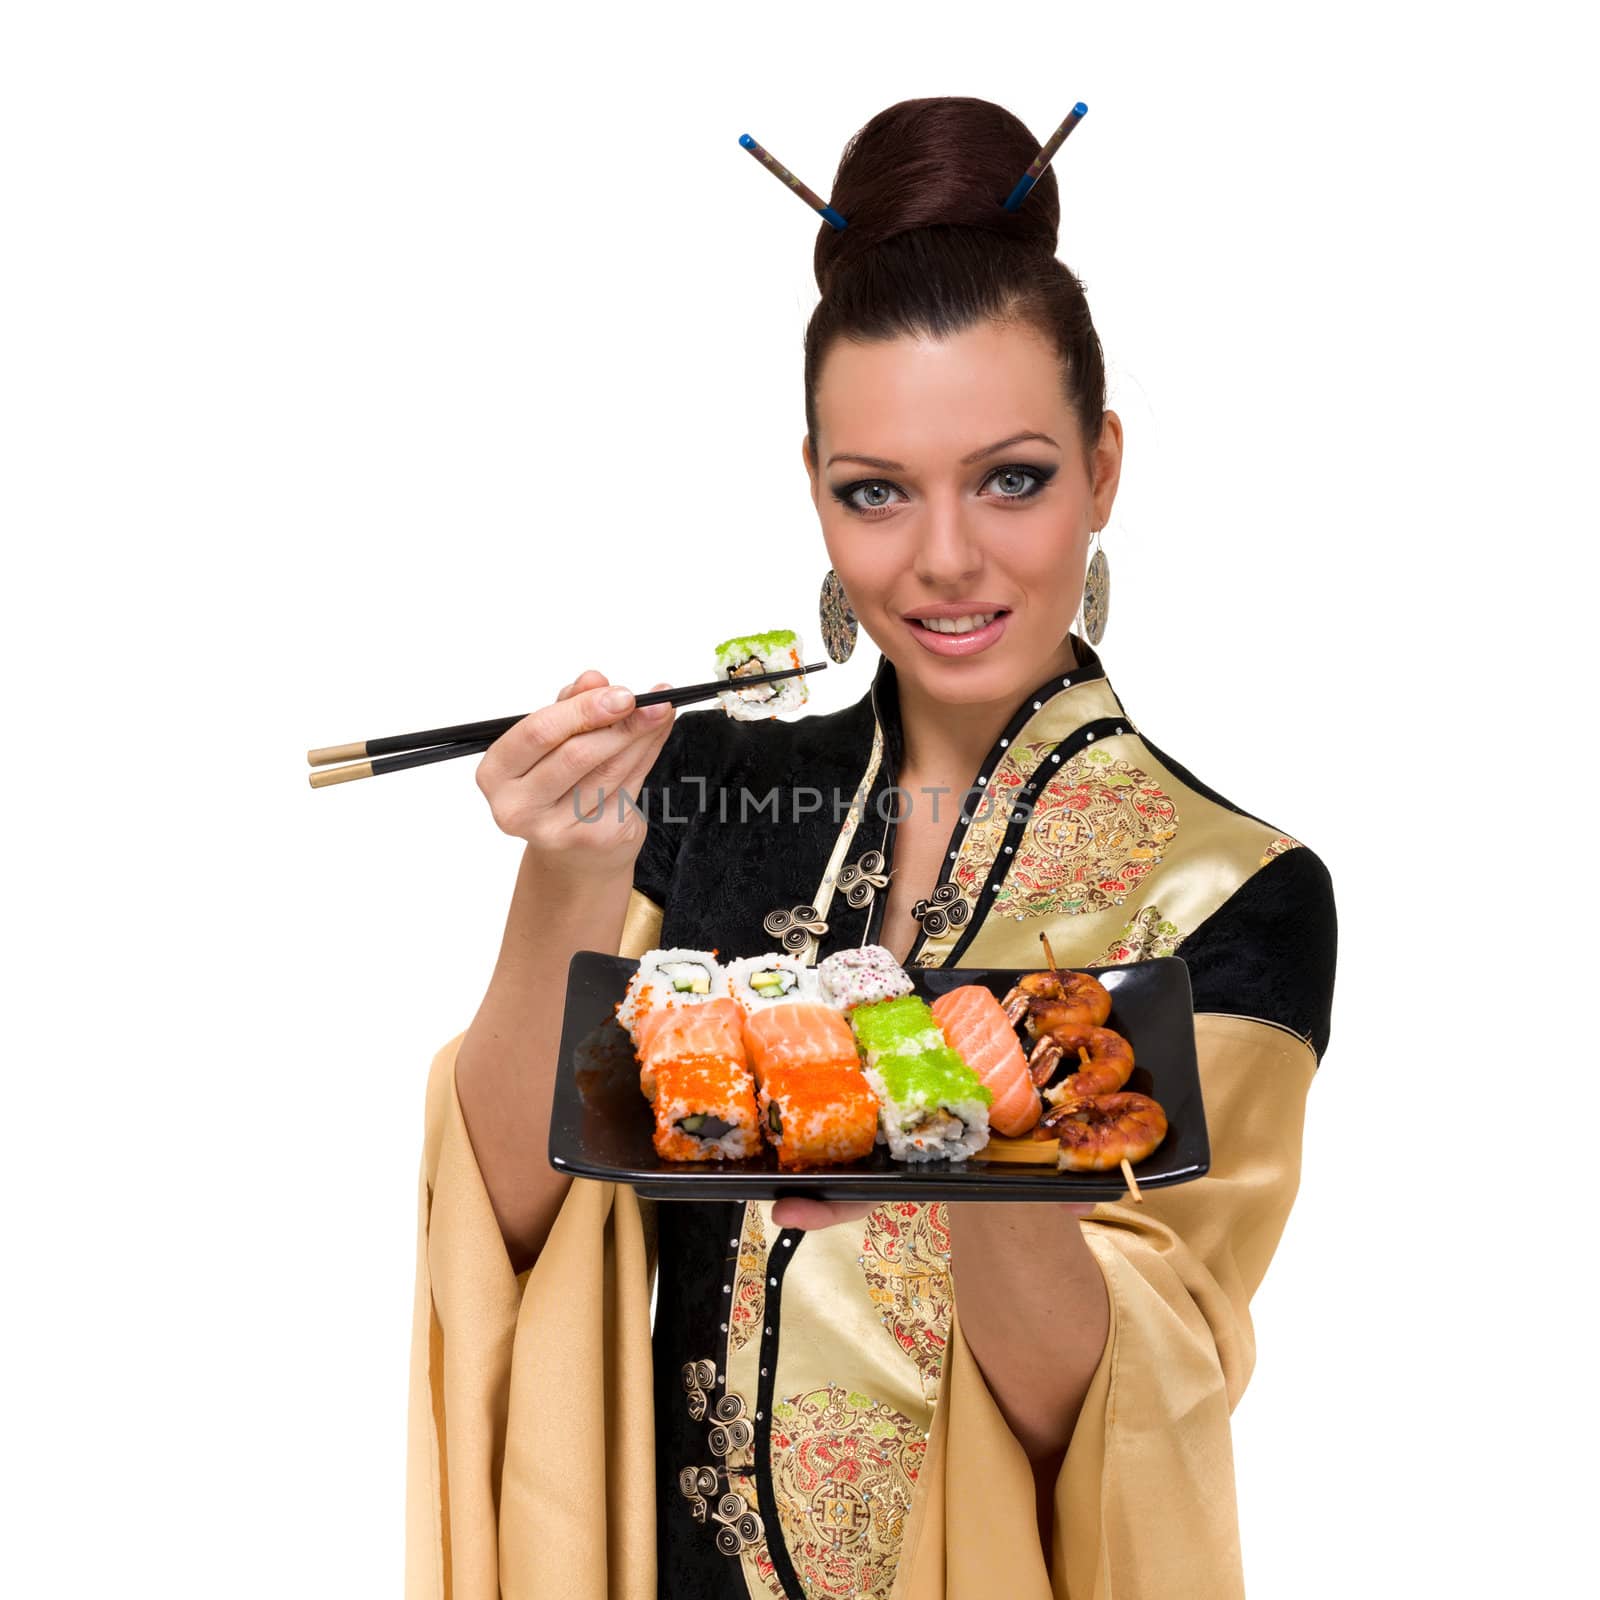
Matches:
[813,97,1062,296]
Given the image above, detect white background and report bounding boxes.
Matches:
[3,3,1593,1593]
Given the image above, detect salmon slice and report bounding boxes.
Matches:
[637,998,746,1100]
[742,1001,859,1083]
[931,986,1042,1136]
[636,996,743,1061]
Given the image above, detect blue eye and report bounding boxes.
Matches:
[829,464,1055,520]
[836,481,905,515]
[989,466,1044,498]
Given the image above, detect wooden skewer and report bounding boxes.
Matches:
[1042,932,1141,1199]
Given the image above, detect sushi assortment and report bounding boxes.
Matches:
[608,941,1165,1176]
[713,628,809,720]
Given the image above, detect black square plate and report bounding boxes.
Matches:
[549,951,1210,1201]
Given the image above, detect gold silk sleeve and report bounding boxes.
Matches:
[405,888,666,1599]
[890,1012,1317,1600]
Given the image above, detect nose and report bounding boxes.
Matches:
[912,495,984,588]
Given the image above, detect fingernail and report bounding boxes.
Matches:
[641,702,670,721]
[602,687,632,712]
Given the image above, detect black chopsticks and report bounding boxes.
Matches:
[306,661,827,788]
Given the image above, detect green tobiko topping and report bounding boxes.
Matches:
[714,627,800,659]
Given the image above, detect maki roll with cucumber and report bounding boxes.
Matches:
[652,1058,761,1160]
[615,947,727,1048]
[725,953,817,1014]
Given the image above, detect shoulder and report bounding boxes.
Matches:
[1128,728,1339,1065]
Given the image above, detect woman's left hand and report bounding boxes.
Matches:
[771,1197,1100,1230]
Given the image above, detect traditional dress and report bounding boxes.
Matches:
[406,631,1338,1600]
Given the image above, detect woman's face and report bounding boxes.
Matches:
[803,317,1122,718]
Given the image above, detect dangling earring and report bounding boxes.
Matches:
[819,568,858,663]
[1078,525,1110,646]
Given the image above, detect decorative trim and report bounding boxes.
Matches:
[803,721,887,956]
[753,1224,809,1600]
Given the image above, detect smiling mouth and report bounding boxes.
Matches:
[909,610,1008,635]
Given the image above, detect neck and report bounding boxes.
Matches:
[896,631,1080,785]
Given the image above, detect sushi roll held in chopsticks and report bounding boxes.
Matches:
[652,1058,761,1161]
[714,629,809,720]
[615,947,727,1048]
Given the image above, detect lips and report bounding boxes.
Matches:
[904,608,1011,658]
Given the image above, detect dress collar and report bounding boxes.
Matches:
[865,628,1132,787]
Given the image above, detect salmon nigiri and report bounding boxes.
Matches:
[742,1001,859,1084]
[930,985,1042,1135]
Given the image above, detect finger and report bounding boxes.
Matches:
[479,681,641,787]
[542,680,676,818]
[770,1199,875,1232]
[1062,1201,1099,1219]
[567,707,679,825]
[489,692,677,833]
[566,684,675,805]
[556,668,609,702]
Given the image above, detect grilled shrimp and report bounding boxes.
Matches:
[1036,1091,1168,1171]
[1031,1021,1135,1096]
[999,967,1113,1033]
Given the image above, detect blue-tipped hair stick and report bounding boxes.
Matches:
[739,133,848,230]
[1002,101,1089,211]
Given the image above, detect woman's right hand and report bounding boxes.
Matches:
[474,668,677,881]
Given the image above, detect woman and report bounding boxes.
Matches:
[406,98,1337,1600]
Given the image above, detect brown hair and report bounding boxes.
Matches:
[804,97,1106,471]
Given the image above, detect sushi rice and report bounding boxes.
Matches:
[713,628,809,721]
[862,1044,993,1162]
[652,1058,761,1161]
[616,947,727,1045]
[725,953,817,1014]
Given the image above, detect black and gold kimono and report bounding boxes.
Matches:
[406,631,1338,1600]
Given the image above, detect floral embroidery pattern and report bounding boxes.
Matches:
[1097,903,1183,963]
[1260,834,1303,866]
[859,1201,953,1400]
[770,1385,928,1600]
[729,1202,767,1353]
[994,749,1178,919]
[949,741,1052,901]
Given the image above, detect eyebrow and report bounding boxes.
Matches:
[826,431,1060,471]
